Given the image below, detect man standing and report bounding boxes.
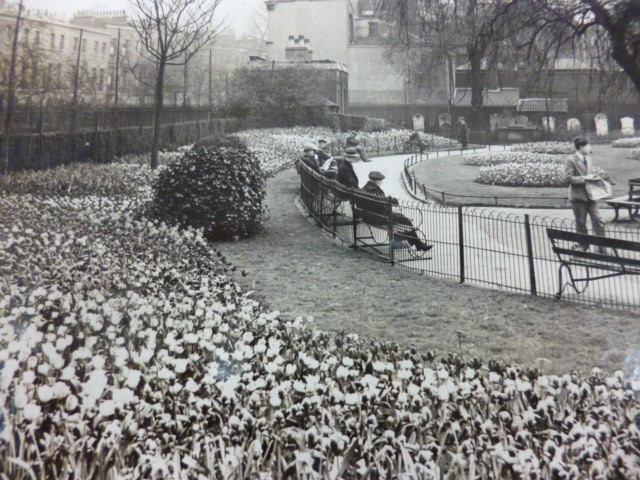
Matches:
[458,117,469,149]
[564,136,606,252]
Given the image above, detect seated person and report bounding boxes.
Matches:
[344,133,370,162]
[316,138,332,162]
[320,157,339,179]
[359,171,432,251]
[336,148,360,189]
[299,144,320,171]
[409,131,430,153]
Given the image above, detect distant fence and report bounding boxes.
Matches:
[403,151,571,208]
[347,103,450,129]
[298,163,640,311]
[4,106,212,135]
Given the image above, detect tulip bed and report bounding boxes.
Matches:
[2,175,640,478]
[510,142,574,154]
[612,137,640,148]
[463,151,563,167]
[477,163,608,187]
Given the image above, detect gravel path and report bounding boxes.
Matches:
[215,167,640,375]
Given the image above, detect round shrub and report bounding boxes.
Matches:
[151,137,267,240]
[192,133,247,151]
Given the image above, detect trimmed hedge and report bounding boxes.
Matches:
[1,118,242,173]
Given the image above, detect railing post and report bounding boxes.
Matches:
[423,185,428,201]
[458,206,465,283]
[442,191,446,204]
[524,214,538,296]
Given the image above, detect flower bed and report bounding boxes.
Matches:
[335,129,459,152]
[612,137,640,148]
[477,162,607,187]
[2,184,639,477]
[463,151,563,167]
[510,142,574,154]
[630,148,640,160]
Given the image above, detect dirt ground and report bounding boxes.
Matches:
[215,167,640,376]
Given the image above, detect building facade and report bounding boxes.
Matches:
[264,0,446,105]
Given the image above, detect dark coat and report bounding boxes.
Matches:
[336,159,359,189]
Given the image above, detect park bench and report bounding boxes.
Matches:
[606,177,640,221]
[546,228,640,298]
[350,189,431,264]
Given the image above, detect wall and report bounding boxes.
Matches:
[347,45,404,103]
[266,0,349,63]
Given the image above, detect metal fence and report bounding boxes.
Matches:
[298,164,640,311]
[403,150,571,208]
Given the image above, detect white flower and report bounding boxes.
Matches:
[23,403,42,421]
[185,379,199,393]
[65,395,79,412]
[126,370,142,389]
[99,400,116,417]
[183,333,198,344]
[37,385,55,403]
[345,393,360,405]
[52,382,70,399]
[14,386,28,408]
[336,366,349,378]
[113,388,135,407]
[22,371,35,385]
[174,359,189,374]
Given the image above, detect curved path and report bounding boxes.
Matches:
[214,163,640,375]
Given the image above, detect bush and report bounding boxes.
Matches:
[151,137,267,240]
[192,133,248,151]
[477,162,608,187]
[612,137,640,148]
[510,142,574,154]
[463,151,563,166]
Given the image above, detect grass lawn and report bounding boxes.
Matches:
[412,144,640,207]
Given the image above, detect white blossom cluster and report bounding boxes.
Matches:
[612,137,640,148]
[463,151,563,167]
[1,186,639,478]
[477,163,607,187]
[510,142,575,154]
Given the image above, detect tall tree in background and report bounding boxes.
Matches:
[129,0,223,169]
[0,0,23,175]
[378,0,518,129]
[518,0,640,96]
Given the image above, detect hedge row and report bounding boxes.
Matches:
[1,118,242,174]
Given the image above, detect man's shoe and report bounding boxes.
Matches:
[417,242,433,252]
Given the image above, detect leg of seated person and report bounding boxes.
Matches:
[391,213,432,251]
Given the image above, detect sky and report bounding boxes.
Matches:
[22,0,265,35]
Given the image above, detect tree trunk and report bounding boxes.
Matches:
[151,60,166,170]
[1,0,23,176]
[468,45,484,130]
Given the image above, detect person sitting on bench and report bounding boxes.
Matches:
[408,131,430,153]
[361,171,432,252]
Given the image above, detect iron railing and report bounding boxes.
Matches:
[403,151,571,208]
[298,163,640,311]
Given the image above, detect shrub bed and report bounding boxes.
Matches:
[477,162,607,187]
[463,151,563,167]
[2,192,640,478]
[612,137,640,148]
[510,142,574,154]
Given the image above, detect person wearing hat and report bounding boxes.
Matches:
[344,132,370,161]
[299,144,320,172]
[360,170,432,252]
[336,148,360,189]
[316,138,332,163]
[458,117,469,149]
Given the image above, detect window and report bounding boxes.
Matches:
[110,40,115,55]
[73,36,78,52]
[123,39,129,56]
[94,40,98,53]
[99,68,104,89]
[23,28,30,46]
[92,67,97,83]
[56,63,62,87]
[50,33,55,49]
[34,30,40,46]
[102,42,106,55]
[368,22,379,36]
[60,34,65,50]
[82,38,87,53]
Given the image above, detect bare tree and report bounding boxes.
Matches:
[378,0,519,129]
[128,0,224,169]
[518,0,640,96]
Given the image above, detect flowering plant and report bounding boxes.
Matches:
[612,137,640,148]
[477,162,608,187]
[510,142,574,154]
[463,151,563,167]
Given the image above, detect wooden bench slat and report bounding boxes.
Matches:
[547,229,640,252]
